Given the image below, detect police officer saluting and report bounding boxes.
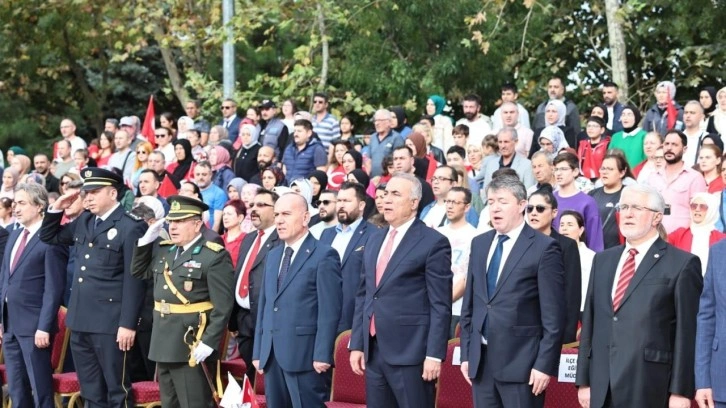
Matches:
[131,195,235,408]
[40,168,148,408]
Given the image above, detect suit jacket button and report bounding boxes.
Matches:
[85,254,90,259]
[273,307,278,312]
[78,278,83,283]
[81,266,86,271]
[373,296,378,300]
[613,316,618,321]
[487,305,492,309]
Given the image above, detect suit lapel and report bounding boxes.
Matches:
[276,234,315,297]
[4,230,20,274]
[477,231,495,300]
[253,231,279,270]
[616,238,667,310]
[491,225,535,300]
[12,234,40,273]
[375,221,424,291]
[341,222,368,267]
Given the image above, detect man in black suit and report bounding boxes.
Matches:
[350,173,452,407]
[576,183,702,408]
[320,182,373,333]
[460,175,565,408]
[40,168,148,408]
[230,188,280,384]
[0,183,67,408]
[219,98,242,144]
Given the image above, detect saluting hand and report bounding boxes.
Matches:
[116,327,136,351]
[51,191,81,211]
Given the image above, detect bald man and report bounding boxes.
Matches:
[253,193,342,407]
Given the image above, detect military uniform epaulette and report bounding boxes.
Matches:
[126,212,144,222]
[205,241,224,252]
[159,240,174,246]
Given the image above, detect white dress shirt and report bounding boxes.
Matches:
[235,225,276,308]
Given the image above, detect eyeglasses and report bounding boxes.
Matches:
[431,176,453,183]
[690,203,709,211]
[526,204,551,214]
[444,200,468,206]
[155,134,168,138]
[313,100,325,104]
[315,200,336,206]
[553,167,572,173]
[221,106,234,110]
[60,181,69,186]
[252,202,274,208]
[615,204,659,213]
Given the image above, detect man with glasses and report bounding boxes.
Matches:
[108,130,136,186]
[218,98,241,144]
[420,166,478,228]
[155,127,175,165]
[311,92,340,148]
[230,188,281,385]
[40,167,148,407]
[644,130,707,233]
[309,190,338,239]
[577,183,702,408]
[437,186,478,337]
[259,99,290,159]
[369,109,403,177]
[131,195,235,407]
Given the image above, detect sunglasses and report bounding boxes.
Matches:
[136,150,148,154]
[526,204,551,214]
[690,203,709,211]
[155,134,168,138]
[315,200,336,206]
[313,100,325,104]
[221,106,234,110]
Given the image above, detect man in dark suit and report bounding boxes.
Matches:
[253,193,342,407]
[0,183,67,408]
[40,168,148,408]
[576,183,703,408]
[459,175,565,408]
[320,182,373,333]
[350,173,452,407]
[219,98,242,144]
[230,188,281,384]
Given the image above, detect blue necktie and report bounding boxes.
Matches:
[94,217,102,231]
[277,247,294,290]
[484,235,509,338]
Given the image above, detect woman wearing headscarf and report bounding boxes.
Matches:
[700,86,718,121]
[0,168,19,199]
[405,131,436,182]
[210,145,235,191]
[425,94,454,150]
[529,99,577,156]
[290,178,319,216]
[706,87,726,138]
[233,123,261,182]
[389,106,412,138]
[609,105,647,168]
[537,125,571,160]
[347,169,377,219]
[239,183,260,233]
[166,139,196,185]
[668,192,726,274]
[11,154,31,175]
[308,170,328,208]
[6,146,27,164]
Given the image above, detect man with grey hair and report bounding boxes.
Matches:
[497,101,534,158]
[350,172,452,407]
[528,151,556,196]
[681,100,710,167]
[0,183,67,408]
[478,127,536,197]
[369,109,404,177]
[642,80,684,135]
[460,174,565,407]
[577,183,702,408]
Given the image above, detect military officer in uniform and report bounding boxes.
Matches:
[40,168,148,408]
[131,195,235,408]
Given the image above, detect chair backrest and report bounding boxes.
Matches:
[454,322,461,339]
[330,330,366,404]
[543,347,580,408]
[254,371,265,396]
[51,306,70,373]
[436,338,473,408]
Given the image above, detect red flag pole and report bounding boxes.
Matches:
[141,95,156,148]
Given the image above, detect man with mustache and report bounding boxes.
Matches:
[249,146,277,186]
[455,94,493,146]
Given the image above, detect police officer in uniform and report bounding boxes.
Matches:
[40,168,148,408]
[131,195,235,408]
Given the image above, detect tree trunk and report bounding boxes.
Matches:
[316,2,329,90]
[153,24,189,108]
[604,0,629,102]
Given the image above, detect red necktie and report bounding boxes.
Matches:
[370,229,397,336]
[10,229,30,273]
[613,248,638,311]
[238,230,265,298]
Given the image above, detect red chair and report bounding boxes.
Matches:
[221,358,248,382]
[543,347,579,408]
[326,330,366,407]
[50,307,83,408]
[132,380,161,407]
[454,322,461,339]
[255,372,266,408]
[436,338,472,408]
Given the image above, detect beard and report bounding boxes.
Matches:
[258,160,272,171]
[337,209,359,225]
[664,152,683,165]
[464,111,478,121]
[320,211,336,223]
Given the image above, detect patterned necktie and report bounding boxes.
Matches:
[613,248,638,311]
[238,230,265,298]
[10,229,30,273]
[277,247,294,291]
[370,229,398,336]
[483,234,509,338]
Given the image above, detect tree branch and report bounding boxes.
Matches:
[153,23,189,108]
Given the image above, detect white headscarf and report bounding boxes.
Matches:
[689,192,720,272]
[546,100,567,127]
[290,178,319,216]
[539,125,570,159]
[713,87,726,136]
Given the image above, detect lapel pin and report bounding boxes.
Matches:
[654,254,660,259]
[306,249,310,253]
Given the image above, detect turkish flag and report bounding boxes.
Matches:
[141,95,156,147]
[666,89,677,131]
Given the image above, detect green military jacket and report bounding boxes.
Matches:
[131,236,235,363]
